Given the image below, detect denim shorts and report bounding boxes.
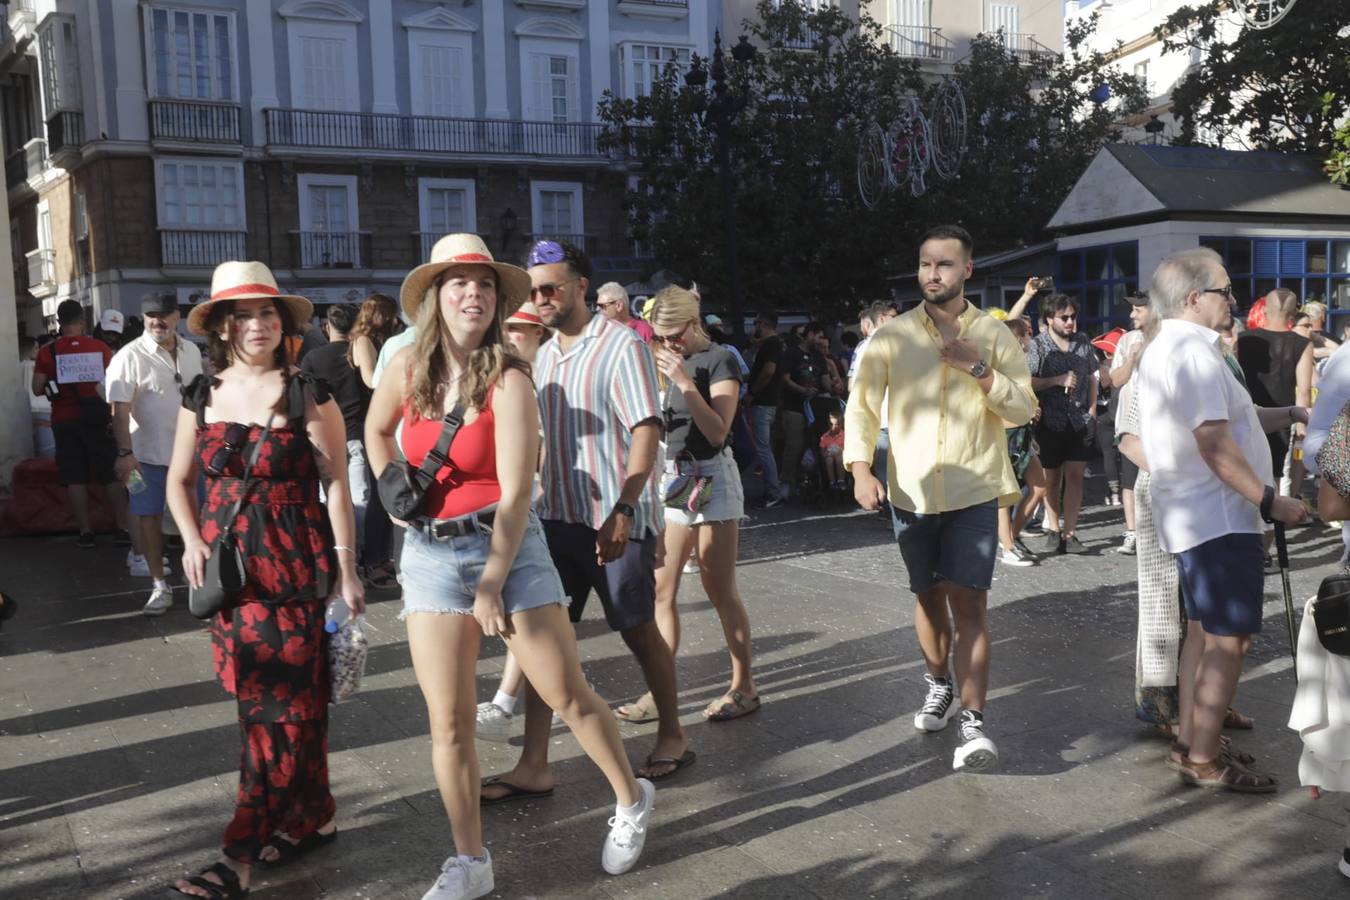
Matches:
[1175,532,1264,636]
[663,448,745,528]
[891,500,998,593]
[398,509,568,619]
[128,463,169,517]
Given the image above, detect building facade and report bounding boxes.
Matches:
[1,0,726,333]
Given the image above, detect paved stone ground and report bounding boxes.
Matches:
[2,480,1347,899]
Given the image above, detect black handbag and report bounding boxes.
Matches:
[1313,573,1350,657]
[190,427,269,619]
[377,401,468,521]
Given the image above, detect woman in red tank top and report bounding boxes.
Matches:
[366,235,653,896]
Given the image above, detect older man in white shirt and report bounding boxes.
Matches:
[1137,247,1307,793]
[106,293,203,616]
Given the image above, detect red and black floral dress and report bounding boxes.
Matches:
[184,373,338,862]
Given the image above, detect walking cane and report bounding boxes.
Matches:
[1273,523,1298,671]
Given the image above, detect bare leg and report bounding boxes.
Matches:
[1011,457,1046,539]
[653,521,697,656]
[1122,487,1136,533]
[1060,461,1086,536]
[499,651,524,699]
[406,612,484,858]
[1175,620,1205,752]
[479,678,557,800]
[697,520,756,703]
[914,588,952,678]
[1041,466,1063,534]
[948,585,991,712]
[621,621,689,772]
[107,481,129,533]
[67,484,92,535]
[141,513,166,580]
[997,506,1013,552]
[1186,631,1252,765]
[172,859,251,897]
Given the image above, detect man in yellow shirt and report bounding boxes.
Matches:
[845,224,1036,772]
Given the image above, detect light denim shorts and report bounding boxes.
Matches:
[663,447,745,528]
[399,509,568,619]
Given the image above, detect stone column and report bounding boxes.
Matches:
[482,1,510,118]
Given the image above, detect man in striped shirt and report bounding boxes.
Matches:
[480,241,692,805]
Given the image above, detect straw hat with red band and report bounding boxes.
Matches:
[187,261,314,336]
[400,233,532,324]
[505,301,548,329]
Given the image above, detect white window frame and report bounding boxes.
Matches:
[37,199,52,252]
[518,37,580,123]
[407,28,475,118]
[530,180,583,243]
[143,6,240,102]
[619,42,691,100]
[418,177,477,236]
[153,157,246,231]
[286,20,360,112]
[38,15,82,115]
[298,172,361,267]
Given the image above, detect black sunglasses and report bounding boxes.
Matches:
[529,278,575,300]
[205,422,250,476]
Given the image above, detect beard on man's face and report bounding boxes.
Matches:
[922,280,963,305]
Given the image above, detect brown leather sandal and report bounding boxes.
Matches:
[1223,707,1255,730]
[1167,738,1255,771]
[1178,755,1276,793]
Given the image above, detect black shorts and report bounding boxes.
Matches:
[1120,455,1140,491]
[1034,423,1094,470]
[53,419,117,486]
[542,520,656,633]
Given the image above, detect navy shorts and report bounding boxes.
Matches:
[542,520,656,632]
[128,463,168,517]
[1175,532,1265,636]
[891,500,998,594]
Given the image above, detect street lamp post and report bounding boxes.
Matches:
[686,31,757,341]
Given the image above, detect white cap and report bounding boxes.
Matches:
[99,308,125,333]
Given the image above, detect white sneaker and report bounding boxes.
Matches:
[602,777,654,875]
[1116,532,1137,556]
[475,701,515,743]
[998,547,1033,567]
[953,710,999,772]
[913,673,957,732]
[1338,848,1350,880]
[128,553,150,577]
[420,849,493,900]
[141,585,174,617]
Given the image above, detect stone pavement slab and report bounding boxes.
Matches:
[1,481,1345,898]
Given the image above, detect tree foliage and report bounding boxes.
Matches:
[1156,0,1350,156]
[596,2,1145,321]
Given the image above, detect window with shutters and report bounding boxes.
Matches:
[147,7,237,101]
[622,44,691,100]
[409,31,473,118]
[988,3,1019,43]
[38,16,82,114]
[418,178,477,260]
[520,40,579,123]
[1203,236,1350,319]
[298,174,361,267]
[286,21,358,111]
[156,159,245,230]
[530,181,584,247]
[892,0,929,40]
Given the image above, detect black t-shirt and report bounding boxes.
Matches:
[664,345,742,460]
[300,339,368,441]
[747,335,785,407]
[781,345,826,407]
[1236,329,1309,409]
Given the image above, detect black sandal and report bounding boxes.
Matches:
[0,592,16,631]
[258,828,337,867]
[165,862,249,899]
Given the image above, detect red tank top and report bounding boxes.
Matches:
[399,390,500,519]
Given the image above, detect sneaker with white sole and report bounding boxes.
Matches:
[1116,531,1136,556]
[128,554,151,577]
[602,777,654,875]
[913,673,957,732]
[141,585,174,617]
[953,709,999,772]
[475,701,515,743]
[682,557,699,575]
[1339,847,1350,880]
[998,546,1034,567]
[420,849,494,900]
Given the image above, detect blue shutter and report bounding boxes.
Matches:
[1252,240,1279,274]
[1279,240,1304,274]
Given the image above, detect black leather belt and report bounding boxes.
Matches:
[410,509,495,541]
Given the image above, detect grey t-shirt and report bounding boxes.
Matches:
[663,345,742,460]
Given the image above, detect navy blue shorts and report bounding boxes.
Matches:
[542,520,656,633]
[891,500,998,594]
[1175,532,1265,636]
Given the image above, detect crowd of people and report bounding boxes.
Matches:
[19,221,1350,895]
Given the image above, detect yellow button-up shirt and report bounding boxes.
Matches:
[844,301,1036,514]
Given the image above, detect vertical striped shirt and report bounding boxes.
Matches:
[535,313,664,538]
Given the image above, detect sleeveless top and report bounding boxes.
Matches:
[399,388,499,519]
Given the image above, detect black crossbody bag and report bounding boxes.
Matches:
[190,427,269,619]
[377,401,468,521]
[1314,574,1350,657]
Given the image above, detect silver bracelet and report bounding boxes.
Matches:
[333,545,356,555]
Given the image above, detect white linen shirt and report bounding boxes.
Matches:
[1137,318,1271,554]
[104,333,203,466]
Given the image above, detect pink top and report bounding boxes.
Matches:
[627,317,655,344]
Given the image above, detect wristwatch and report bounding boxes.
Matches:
[968,360,990,379]
[116,448,134,458]
[612,501,636,519]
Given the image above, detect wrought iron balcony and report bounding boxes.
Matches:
[617,0,689,18]
[265,109,616,160]
[161,230,246,268]
[150,100,242,144]
[46,110,84,163]
[290,231,371,270]
[886,25,956,63]
[993,31,1058,63]
[26,247,53,292]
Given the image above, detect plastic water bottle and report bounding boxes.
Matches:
[126,469,148,495]
[325,598,350,634]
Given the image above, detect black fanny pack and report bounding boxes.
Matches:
[1314,574,1350,657]
[377,401,467,521]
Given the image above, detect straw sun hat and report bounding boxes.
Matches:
[188,261,314,336]
[400,234,532,324]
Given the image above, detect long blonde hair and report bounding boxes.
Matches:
[407,268,530,419]
[649,285,710,388]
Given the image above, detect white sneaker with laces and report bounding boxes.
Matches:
[141,584,174,617]
[682,557,699,575]
[474,701,514,743]
[1338,847,1350,880]
[998,547,1033,567]
[953,710,999,772]
[602,778,654,875]
[420,849,493,900]
[1116,532,1137,556]
[913,673,957,732]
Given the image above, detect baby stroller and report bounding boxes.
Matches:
[798,395,849,510]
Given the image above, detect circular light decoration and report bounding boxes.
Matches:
[1239,0,1299,29]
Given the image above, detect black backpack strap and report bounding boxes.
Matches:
[414,401,468,493]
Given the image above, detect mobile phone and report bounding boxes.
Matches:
[1034,276,1055,291]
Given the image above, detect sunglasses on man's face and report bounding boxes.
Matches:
[205,422,250,477]
[529,278,575,300]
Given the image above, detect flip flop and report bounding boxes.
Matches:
[640,750,696,781]
[704,691,761,722]
[480,775,554,807]
[258,828,336,867]
[614,692,658,724]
